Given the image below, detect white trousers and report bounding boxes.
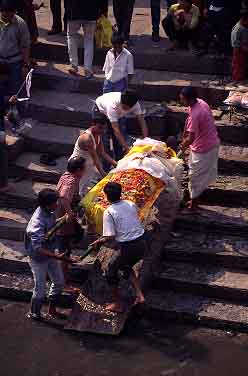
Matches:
[67,20,96,72]
[189,145,219,199]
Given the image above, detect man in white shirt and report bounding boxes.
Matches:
[94,89,148,166]
[103,32,134,93]
[92,182,147,313]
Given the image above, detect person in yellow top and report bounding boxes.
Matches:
[162,0,200,49]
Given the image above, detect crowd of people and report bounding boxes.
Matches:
[0,0,245,319]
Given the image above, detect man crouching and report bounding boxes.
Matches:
[92,182,146,313]
[25,188,71,321]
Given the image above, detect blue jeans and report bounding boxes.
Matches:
[151,0,174,34]
[103,77,128,94]
[29,258,65,302]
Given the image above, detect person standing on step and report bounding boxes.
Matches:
[48,0,67,35]
[231,10,248,82]
[56,157,86,289]
[25,189,70,321]
[69,114,117,196]
[66,0,106,79]
[0,0,30,98]
[93,89,148,166]
[0,63,9,193]
[112,0,135,46]
[103,32,134,94]
[151,0,175,42]
[180,86,220,210]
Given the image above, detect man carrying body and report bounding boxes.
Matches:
[92,182,146,313]
[94,89,148,166]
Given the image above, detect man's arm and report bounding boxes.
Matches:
[136,114,149,138]
[78,135,106,176]
[98,141,117,167]
[111,122,129,153]
[181,131,195,151]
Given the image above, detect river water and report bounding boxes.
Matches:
[1,299,248,376]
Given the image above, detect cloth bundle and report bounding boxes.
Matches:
[82,138,183,234]
[224,91,248,109]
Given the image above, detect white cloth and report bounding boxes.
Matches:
[189,145,219,199]
[69,130,100,196]
[103,200,144,242]
[103,48,134,83]
[96,92,143,123]
[111,138,184,200]
[67,20,96,72]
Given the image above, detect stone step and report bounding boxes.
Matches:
[1,176,248,236]
[0,208,29,241]
[11,152,68,183]
[34,34,232,76]
[164,229,248,271]
[177,205,248,235]
[34,62,231,106]
[219,145,248,174]
[6,134,25,162]
[0,238,96,282]
[0,179,55,210]
[2,270,248,333]
[28,89,169,137]
[201,175,248,208]
[27,90,248,146]
[154,261,248,303]
[147,290,248,333]
[10,152,248,205]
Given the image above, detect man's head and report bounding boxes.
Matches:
[38,189,59,212]
[179,0,192,11]
[92,113,108,135]
[0,0,17,23]
[67,156,86,178]
[111,32,124,54]
[104,182,122,203]
[180,86,198,107]
[120,89,139,111]
[240,10,248,27]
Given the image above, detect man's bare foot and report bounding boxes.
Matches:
[105,302,123,313]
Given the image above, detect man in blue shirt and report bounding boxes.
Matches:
[25,189,71,321]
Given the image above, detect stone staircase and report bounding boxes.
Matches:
[1,36,248,332]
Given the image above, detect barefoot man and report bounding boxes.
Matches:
[180,86,220,209]
[91,182,146,313]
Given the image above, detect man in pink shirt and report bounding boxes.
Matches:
[180,86,220,209]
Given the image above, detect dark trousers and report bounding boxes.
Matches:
[0,95,8,188]
[151,0,174,34]
[50,0,67,31]
[204,9,233,53]
[113,0,135,41]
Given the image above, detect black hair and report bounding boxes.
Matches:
[111,31,124,45]
[38,189,59,208]
[121,89,139,108]
[67,156,86,174]
[184,0,193,5]
[0,0,17,11]
[92,112,108,126]
[240,9,248,18]
[180,86,198,101]
[104,182,122,202]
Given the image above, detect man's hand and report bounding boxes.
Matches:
[123,145,130,155]
[9,95,17,104]
[65,211,76,223]
[56,252,73,263]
